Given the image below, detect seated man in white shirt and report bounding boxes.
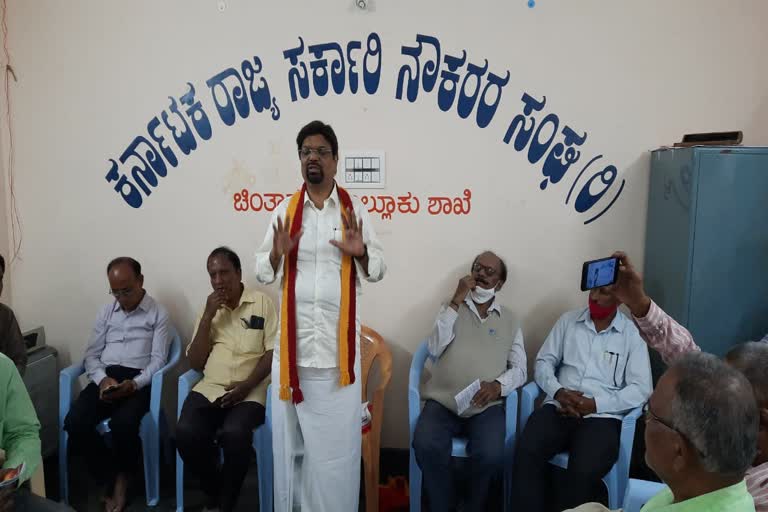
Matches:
[510,285,652,511]
[413,251,526,511]
[63,257,171,512]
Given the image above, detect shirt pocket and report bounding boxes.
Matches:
[596,350,629,389]
[240,327,266,355]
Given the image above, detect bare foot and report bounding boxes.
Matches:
[111,473,129,512]
[102,495,116,512]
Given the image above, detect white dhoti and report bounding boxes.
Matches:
[272,355,361,512]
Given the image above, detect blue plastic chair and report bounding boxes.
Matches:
[519,381,643,510]
[622,478,665,512]
[58,329,182,506]
[408,341,518,512]
[175,369,273,512]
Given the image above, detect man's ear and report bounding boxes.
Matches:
[758,408,768,429]
[496,281,504,292]
[671,434,689,473]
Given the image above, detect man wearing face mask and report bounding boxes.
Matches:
[413,251,526,511]
[510,286,652,511]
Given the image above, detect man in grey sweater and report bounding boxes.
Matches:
[413,251,526,511]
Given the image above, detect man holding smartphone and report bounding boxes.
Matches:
[64,257,171,512]
[510,282,652,511]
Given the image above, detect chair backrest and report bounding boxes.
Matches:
[167,329,182,366]
[360,325,392,399]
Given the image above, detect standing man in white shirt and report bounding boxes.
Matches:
[510,286,652,511]
[254,120,386,512]
[413,251,526,511]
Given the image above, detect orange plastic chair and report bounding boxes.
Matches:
[360,325,393,512]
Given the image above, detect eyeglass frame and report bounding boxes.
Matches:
[644,402,707,459]
[298,147,334,160]
[108,287,136,298]
[471,262,498,277]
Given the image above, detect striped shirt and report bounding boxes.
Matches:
[747,463,768,512]
[633,300,768,511]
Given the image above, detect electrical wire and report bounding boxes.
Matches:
[2,0,21,263]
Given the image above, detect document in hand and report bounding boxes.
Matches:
[455,379,481,415]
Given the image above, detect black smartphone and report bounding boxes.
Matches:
[580,256,619,291]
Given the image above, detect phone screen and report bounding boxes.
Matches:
[581,257,619,291]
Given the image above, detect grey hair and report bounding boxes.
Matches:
[726,341,768,404]
[669,352,758,475]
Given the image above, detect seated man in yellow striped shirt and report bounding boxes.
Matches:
[177,247,276,512]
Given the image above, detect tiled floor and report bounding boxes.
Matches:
[46,455,262,512]
[45,448,411,512]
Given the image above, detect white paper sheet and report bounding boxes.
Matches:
[455,379,481,415]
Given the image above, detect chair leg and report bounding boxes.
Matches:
[176,450,185,512]
[255,427,274,512]
[408,449,422,512]
[362,436,378,512]
[58,430,69,504]
[605,467,620,510]
[140,416,160,507]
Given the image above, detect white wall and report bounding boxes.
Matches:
[0,157,9,305]
[3,0,768,448]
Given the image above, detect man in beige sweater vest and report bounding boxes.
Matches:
[413,251,526,511]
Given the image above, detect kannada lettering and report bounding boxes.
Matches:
[283,33,383,102]
[233,189,471,220]
[501,92,624,224]
[105,57,280,209]
[105,31,625,225]
[395,34,510,129]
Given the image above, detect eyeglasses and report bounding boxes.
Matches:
[472,262,497,277]
[108,288,134,298]
[298,147,333,160]
[644,403,707,458]
[644,404,677,431]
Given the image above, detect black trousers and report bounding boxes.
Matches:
[176,390,266,512]
[510,404,621,512]
[413,400,505,511]
[63,365,150,481]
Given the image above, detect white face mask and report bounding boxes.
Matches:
[470,285,496,304]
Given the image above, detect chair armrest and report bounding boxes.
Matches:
[59,363,85,429]
[622,405,643,429]
[177,369,204,419]
[622,478,665,512]
[519,381,541,431]
[408,341,431,438]
[148,330,183,427]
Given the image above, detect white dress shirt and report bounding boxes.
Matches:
[83,292,171,389]
[254,185,386,368]
[426,296,527,396]
[535,308,651,420]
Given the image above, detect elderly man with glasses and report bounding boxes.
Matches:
[412,250,526,511]
[63,257,171,512]
[603,250,768,511]
[567,352,758,512]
